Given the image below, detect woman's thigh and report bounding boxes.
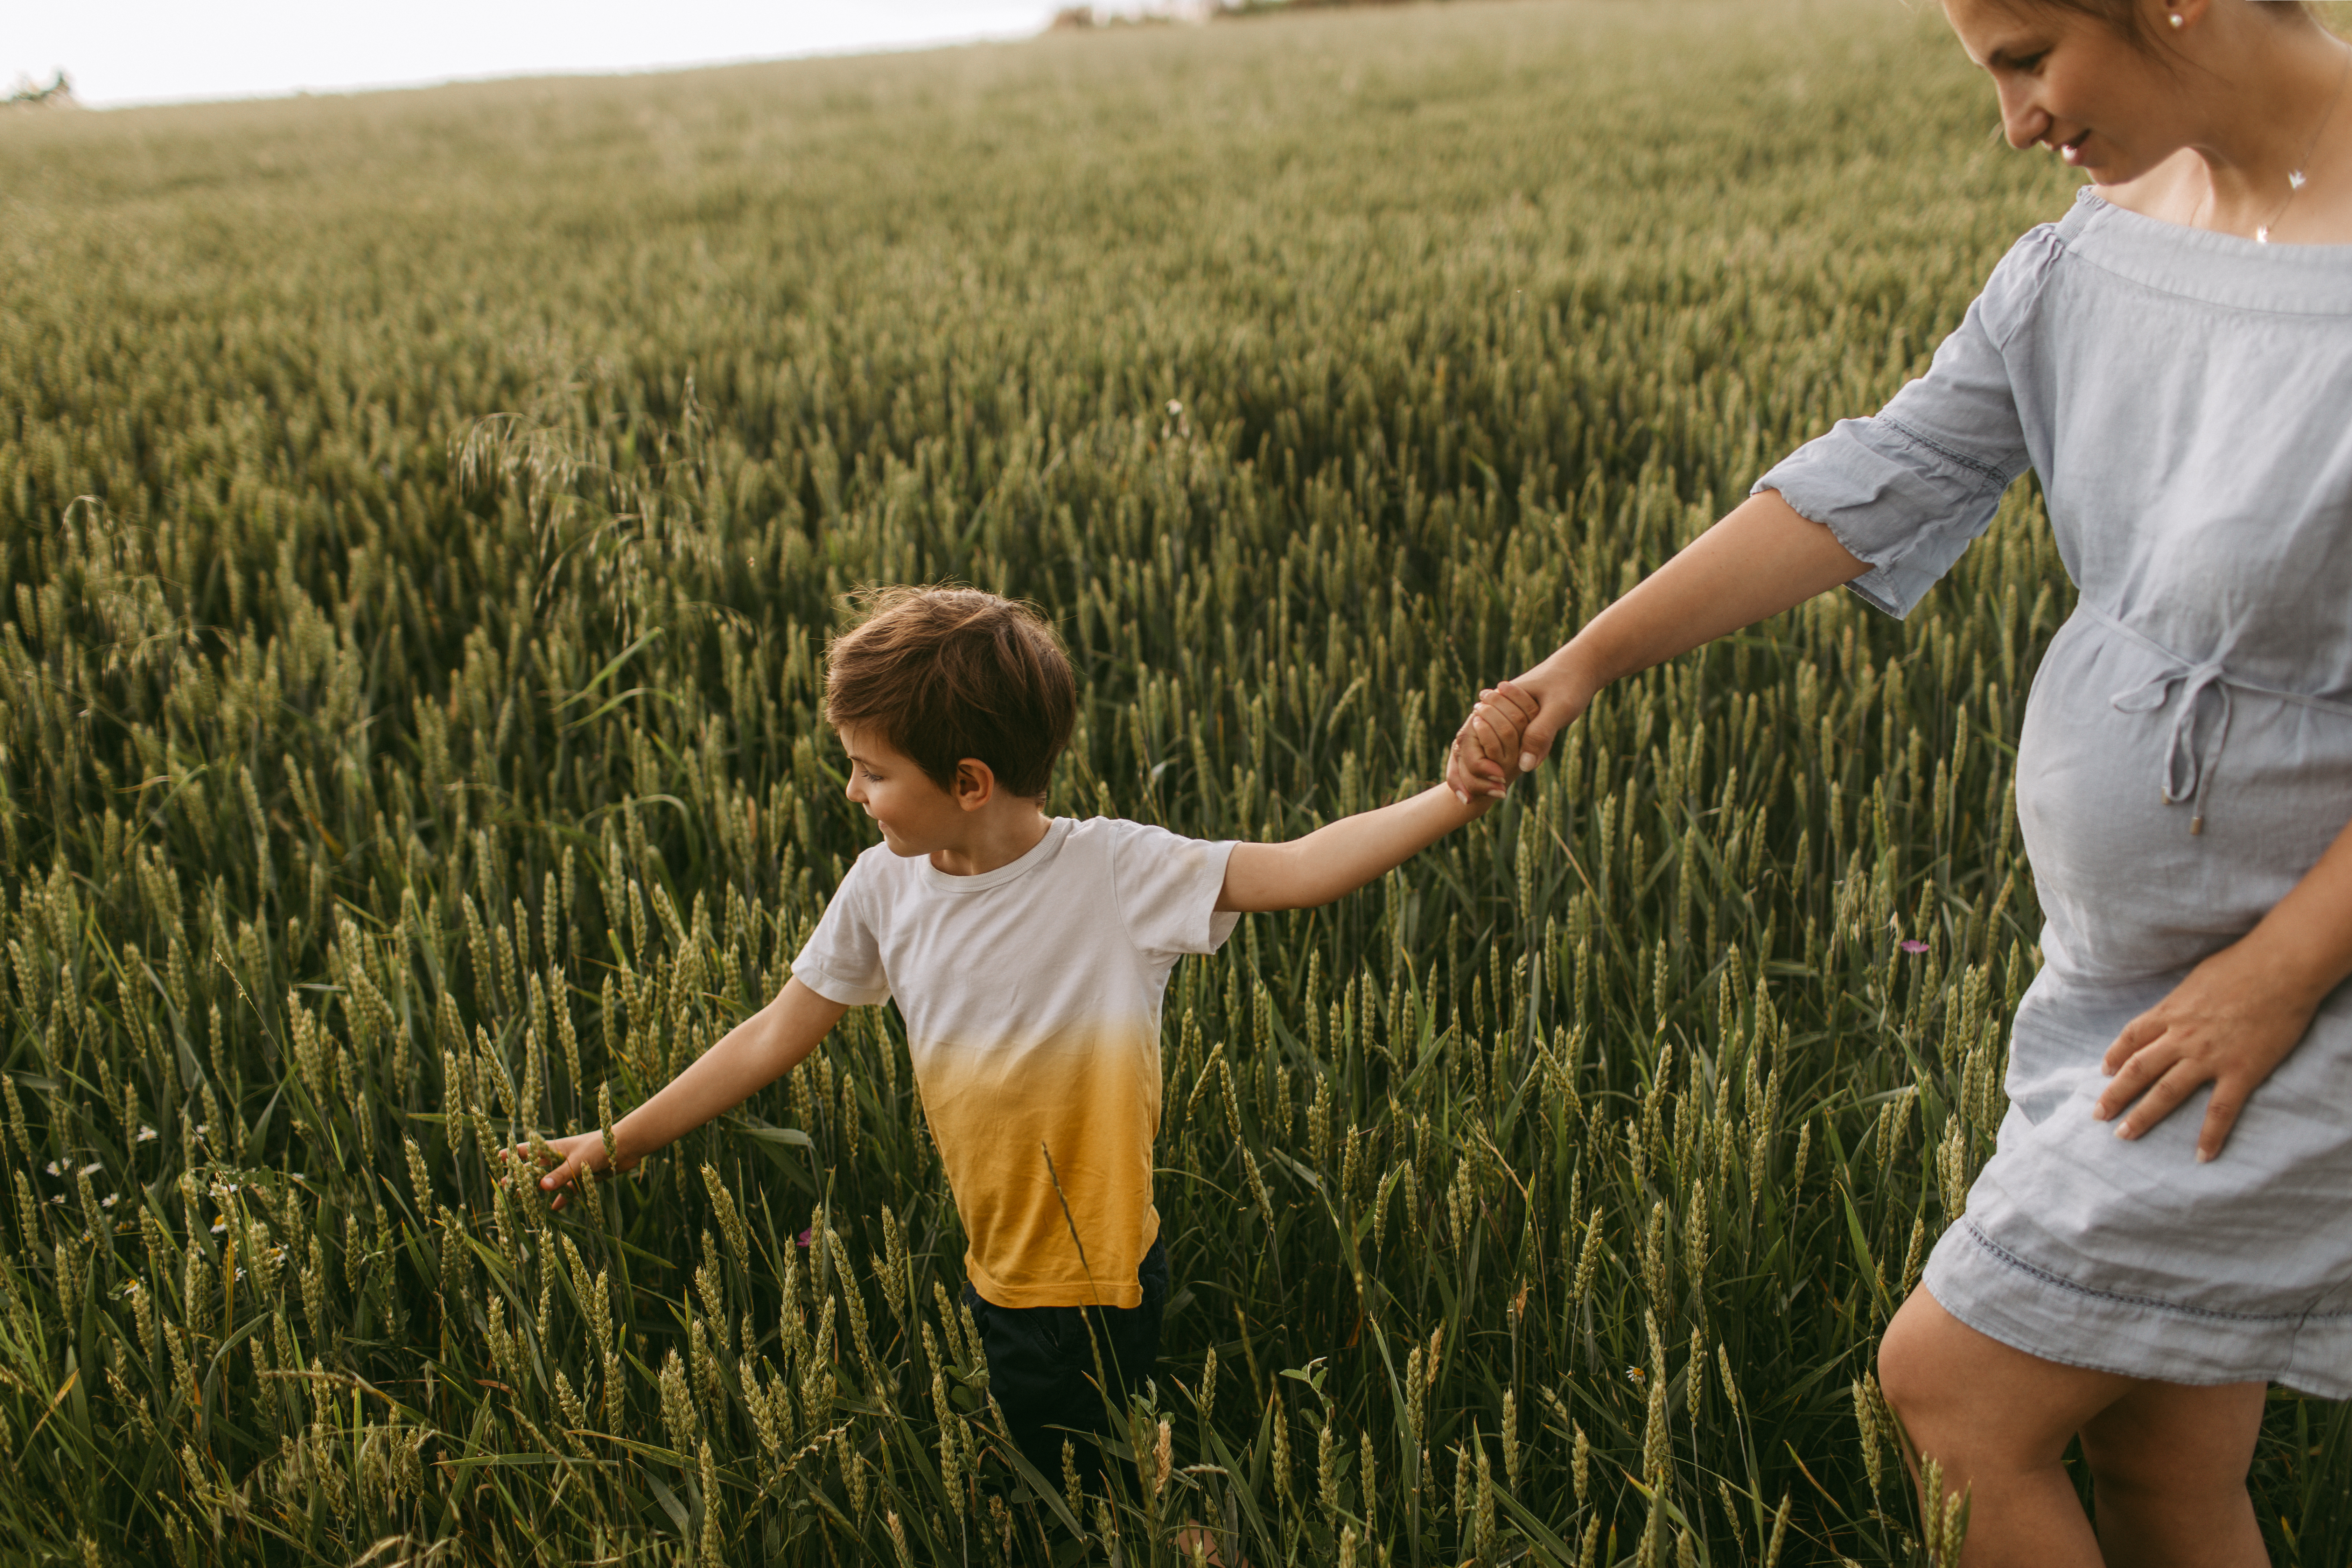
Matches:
[1878,1289,2134,1467]
[1882,1289,2265,1485]
[2077,1377,2265,1495]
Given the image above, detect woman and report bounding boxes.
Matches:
[1450,1,2352,1562]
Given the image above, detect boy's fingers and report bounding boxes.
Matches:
[1445,741,1478,804]
[1467,718,1513,796]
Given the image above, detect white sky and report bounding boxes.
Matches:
[6,1,1086,109]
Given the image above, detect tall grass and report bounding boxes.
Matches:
[0,2,2345,1562]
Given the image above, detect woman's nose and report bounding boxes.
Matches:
[1998,83,2050,150]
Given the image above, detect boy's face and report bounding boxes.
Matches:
[838,726,968,857]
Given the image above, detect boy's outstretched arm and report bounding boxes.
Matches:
[525,977,849,1209]
[1217,782,1489,913]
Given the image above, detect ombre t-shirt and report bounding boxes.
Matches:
[792,816,1238,1309]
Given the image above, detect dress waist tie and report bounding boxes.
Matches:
[2083,601,2352,835]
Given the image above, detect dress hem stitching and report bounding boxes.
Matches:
[1957,1218,2352,1328]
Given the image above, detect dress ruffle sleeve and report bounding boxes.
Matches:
[1752,225,2064,618]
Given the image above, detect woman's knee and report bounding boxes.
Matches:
[1876,1290,2122,1465]
[1876,1292,1960,1429]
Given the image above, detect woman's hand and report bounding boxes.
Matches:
[2095,936,2324,1162]
[1445,660,1591,800]
[522,1127,639,1212]
[1447,683,1532,799]
[2099,801,2352,1161]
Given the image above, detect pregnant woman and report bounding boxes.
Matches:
[1450,1,2352,1562]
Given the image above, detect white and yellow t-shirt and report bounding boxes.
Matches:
[792,816,1237,1309]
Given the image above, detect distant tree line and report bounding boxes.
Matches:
[1051,0,1449,29]
[5,71,76,109]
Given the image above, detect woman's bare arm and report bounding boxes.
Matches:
[2097,811,2352,1160]
[1447,489,1868,796]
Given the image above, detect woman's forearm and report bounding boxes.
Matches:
[2237,810,2352,1006]
[1450,490,1869,793]
[1550,489,1868,692]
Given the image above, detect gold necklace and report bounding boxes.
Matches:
[2257,40,2352,244]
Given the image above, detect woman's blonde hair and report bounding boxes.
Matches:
[2021,0,2321,54]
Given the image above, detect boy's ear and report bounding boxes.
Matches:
[952,758,997,812]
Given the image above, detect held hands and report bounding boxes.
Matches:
[520,1127,639,1212]
[2096,934,2323,1162]
[1444,657,1591,801]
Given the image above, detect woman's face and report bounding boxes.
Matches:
[1943,0,2181,181]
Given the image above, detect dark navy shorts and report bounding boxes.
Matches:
[961,1235,1170,1489]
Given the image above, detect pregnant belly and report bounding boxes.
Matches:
[2015,614,2352,986]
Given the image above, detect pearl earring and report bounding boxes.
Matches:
[2168,11,2184,27]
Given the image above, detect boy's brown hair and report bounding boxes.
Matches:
[823,587,1076,800]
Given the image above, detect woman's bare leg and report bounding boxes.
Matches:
[1878,1290,2124,1567]
[2078,1378,2266,1568]
[1880,1290,2271,1568]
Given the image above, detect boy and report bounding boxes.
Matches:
[529,586,1490,1490]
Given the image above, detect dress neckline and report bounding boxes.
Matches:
[2060,188,2352,316]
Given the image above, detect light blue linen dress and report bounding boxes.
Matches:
[1755,188,2352,1397]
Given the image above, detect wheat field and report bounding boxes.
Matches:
[0,1,2346,1563]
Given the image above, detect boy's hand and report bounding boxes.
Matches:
[505,979,847,1210]
[522,1128,638,1212]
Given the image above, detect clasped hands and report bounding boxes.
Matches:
[1442,660,2321,1162]
[1443,658,1587,805]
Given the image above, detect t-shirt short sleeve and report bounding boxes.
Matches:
[1752,223,2062,619]
[791,854,894,1006]
[1104,819,1240,960]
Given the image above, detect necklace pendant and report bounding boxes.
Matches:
[2290,169,2309,191]
[2257,224,2273,244]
